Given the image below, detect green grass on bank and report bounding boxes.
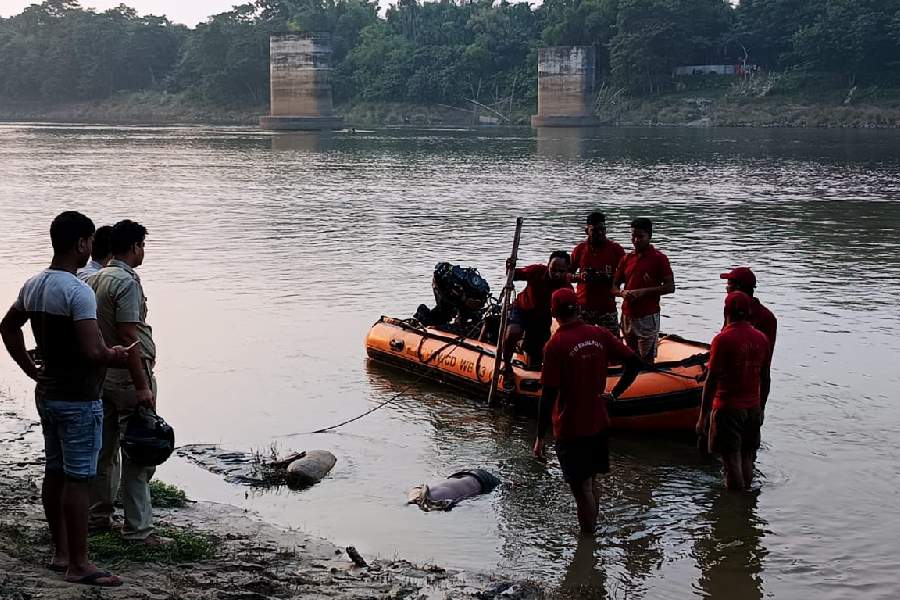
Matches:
[89,526,217,564]
[149,480,189,508]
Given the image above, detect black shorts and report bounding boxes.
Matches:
[709,407,761,455]
[556,432,610,485]
[508,308,551,367]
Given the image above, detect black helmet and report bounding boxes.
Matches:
[121,409,175,467]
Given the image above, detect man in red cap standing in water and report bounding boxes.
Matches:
[697,291,772,491]
[534,288,642,535]
[719,267,777,355]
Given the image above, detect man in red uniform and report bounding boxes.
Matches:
[500,251,572,388]
[571,211,626,335]
[613,218,675,363]
[719,267,777,355]
[696,291,772,491]
[534,288,642,535]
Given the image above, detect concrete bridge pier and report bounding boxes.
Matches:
[260,33,343,131]
[531,46,601,128]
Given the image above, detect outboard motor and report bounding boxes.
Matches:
[415,262,491,334]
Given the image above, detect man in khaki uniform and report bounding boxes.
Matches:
[88,219,169,544]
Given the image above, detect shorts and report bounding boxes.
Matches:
[507,307,551,367]
[708,407,761,455]
[36,398,103,479]
[556,431,610,485]
[581,308,620,336]
[621,312,661,362]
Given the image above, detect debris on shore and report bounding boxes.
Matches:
[0,412,544,599]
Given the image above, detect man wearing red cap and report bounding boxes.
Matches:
[719,267,777,354]
[570,211,626,335]
[535,288,642,535]
[697,291,772,491]
[613,218,675,363]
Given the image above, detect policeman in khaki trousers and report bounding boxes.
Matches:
[88,219,171,545]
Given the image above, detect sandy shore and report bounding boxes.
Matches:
[0,410,542,600]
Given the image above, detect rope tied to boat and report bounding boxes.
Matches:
[305,317,490,435]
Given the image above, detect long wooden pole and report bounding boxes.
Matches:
[488,217,524,406]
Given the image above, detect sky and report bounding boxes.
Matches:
[0,1,252,26]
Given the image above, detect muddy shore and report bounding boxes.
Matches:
[0,409,543,600]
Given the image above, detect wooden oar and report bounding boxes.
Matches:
[487,217,524,406]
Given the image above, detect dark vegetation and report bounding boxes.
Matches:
[2,0,900,112]
[88,527,217,564]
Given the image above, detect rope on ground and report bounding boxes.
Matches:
[306,318,489,435]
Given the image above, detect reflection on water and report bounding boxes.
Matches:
[271,132,336,152]
[693,490,766,600]
[1,123,899,599]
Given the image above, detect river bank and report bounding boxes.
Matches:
[0,410,543,600]
[2,90,900,128]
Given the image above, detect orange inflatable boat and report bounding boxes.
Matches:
[365,316,710,432]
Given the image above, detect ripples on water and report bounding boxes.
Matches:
[1,124,899,599]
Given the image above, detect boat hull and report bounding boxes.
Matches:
[365,317,710,433]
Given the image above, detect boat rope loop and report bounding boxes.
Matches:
[308,318,488,435]
[647,352,710,382]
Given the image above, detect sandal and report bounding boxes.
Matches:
[65,570,123,587]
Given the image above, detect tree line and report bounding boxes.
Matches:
[2,0,900,108]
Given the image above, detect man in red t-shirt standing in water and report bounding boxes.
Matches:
[571,211,626,335]
[613,218,675,364]
[500,251,572,389]
[719,266,777,356]
[534,288,642,535]
[696,291,772,491]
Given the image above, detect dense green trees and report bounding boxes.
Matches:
[2,0,900,107]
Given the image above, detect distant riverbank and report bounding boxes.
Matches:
[2,90,900,129]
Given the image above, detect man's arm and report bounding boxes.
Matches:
[610,354,642,399]
[73,320,127,366]
[697,372,718,435]
[622,274,676,300]
[116,323,154,408]
[533,384,557,460]
[0,306,39,381]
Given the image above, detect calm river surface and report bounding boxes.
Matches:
[1,123,899,598]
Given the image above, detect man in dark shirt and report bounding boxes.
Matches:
[500,250,573,389]
[719,267,777,355]
[535,288,642,535]
[696,291,772,491]
[570,211,626,335]
[613,218,675,364]
[1,211,130,587]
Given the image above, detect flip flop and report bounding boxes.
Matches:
[46,563,67,573]
[65,571,123,587]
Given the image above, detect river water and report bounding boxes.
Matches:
[1,123,899,599]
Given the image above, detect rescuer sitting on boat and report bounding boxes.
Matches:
[500,250,573,389]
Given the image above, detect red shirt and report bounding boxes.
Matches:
[720,298,777,355]
[571,239,626,313]
[614,245,673,317]
[541,321,635,440]
[708,321,772,410]
[751,298,777,354]
[512,264,572,316]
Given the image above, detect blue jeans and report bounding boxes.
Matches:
[36,398,103,479]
